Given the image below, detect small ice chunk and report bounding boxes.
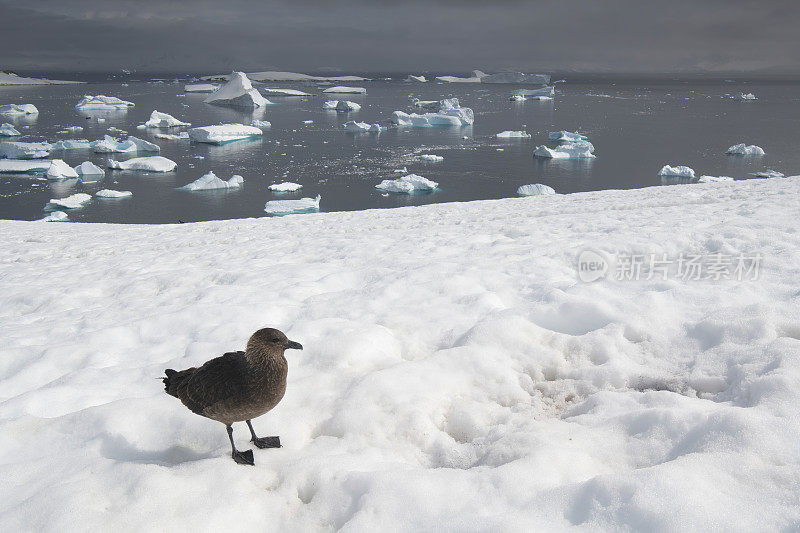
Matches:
[511,86,555,97]
[264,195,321,214]
[697,175,734,183]
[0,141,51,159]
[74,161,105,179]
[177,171,243,191]
[658,165,696,178]
[419,154,444,162]
[323,86,367,94]
[90,135,160,153]
[534,141,595,159]
[251,120,272,129]
[38,210,68,222]
[549,131,587,142]
[153,132,189,140]
[0,104,39,116]
[261,88,311,97]
[375,174,438,193]
[518,183,556,196]
[204,72,269,109]
[269,182,303,192]
[751,169,784,179]
[509,95,526,102]
[47,193,91,209]
[45,159,79,179]
[184,83,218,92]
[302,120,314,124]
[412,99,440,109]
[405,75,427,82]
[188,124,263,144]
[107,156,177,172]
[64,126,84,133]
[734,92,757,101]
[51,139,93,150]
[0,123,21,136]
[342,121,384,133]
[725,143,765,156]
[75,95,135,110]
[96,189,132,198]
[142,110,190,128]
[324,100,362,112]
[496,130,531,138]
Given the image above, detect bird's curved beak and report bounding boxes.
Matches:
[286,340,303,350]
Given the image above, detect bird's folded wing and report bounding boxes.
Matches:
[179,351,248,415]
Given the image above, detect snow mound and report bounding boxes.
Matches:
[269,182,303,192]
[45,159,79,179]
[74,161,105,179]
[75,95,135,111]
[517,183,556,196]
[375,174,438,193]
[0,159,52,173]
[534,141,595,159]
[188,124,263,144]
[323,86,367,94]
[658,165,696,178]
[46,193,91,209]
[497,130,531,138]
[324,100,361,112]
[184,84,218,93]
[177,171,244,191]
[142,110,190,128]
[95,189,132,198]
[726,143,765,156]
[204,72,269,109]
[511,86,555,97]
[549,131,588,142]
[481,72,550,84]
[0,103,39,116]
[0,123,21,136]
[405,75,427,82]
[342,121,384,133]
[107,156,177,172]
[0,141,51,159]
[261,88,311,97]
[419,154,444,162]
[264,194,321,214]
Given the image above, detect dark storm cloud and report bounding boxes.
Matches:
[1,0,798,74]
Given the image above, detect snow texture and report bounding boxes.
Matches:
[188,124,263,144]
[726,143,765,156]
[204,72,269,109]
[517,183,556,196]
[177,171,244,191]
[107,156,177,172]
[264,194,321,214]
[375,174,438,193]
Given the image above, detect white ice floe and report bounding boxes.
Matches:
[91,135,160,153]
[45,159,79,179]
[734,92,757,101]
[269,182,303,192]
[0,141,51,159]
[153,132,190,141]
[658,165,696,178]
[264,194,321,214]
[74,161,105,179]
[95,189,132,198]
[517,183,556,196]
[405,75,427,82]
[177,171,244,191]
[261,88,312,97]
[323,100,361,112]
[204,72,269,109]
[251,120,272,129]
[0,103,39,116]
[37,210,68,221]
[342,121,384,133]
[419,154,444,162]
[392,98,474,127]
[51,139,93,150]
[141,110,191,128]
[0,123,21,136]
[697,175,734,183]
[481,72,551,84]
[0,159,52,173]
[107,156,177,172]
[534,140,595,159]
[726,143,765,156]
[184,84,218,93]
[323,86,367,94]
[435,69,487,83]
[46,193,91,209]
[549,131,588,142]
[75,95,135,111]
[375,174,438,193]
[511,86,555,97]
[188,124,263,144]
[752,169,784,178]
[412,99,440,109]
[496,130,531,138]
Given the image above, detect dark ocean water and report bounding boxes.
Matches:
[1,74,799,223]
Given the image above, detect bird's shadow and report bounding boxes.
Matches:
[99,433,215,466]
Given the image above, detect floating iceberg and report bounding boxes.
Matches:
[74,161,105,179]
[47,193,91,210]
[38,210,69,222]
[726,143,765,156]
[188,124,263,144]
[96,189,132,198]
[342,121,384,133]
[481,72,551,85]
[153,132,189,141]
[0,104,39,116]
[419,154,444,162]
[697,175,734,183]
[517,183,556,196]
[534,141,595,159]
[435,70,487,83]
[323,100,361,112]
[734,92,757,101]
[392,98,474,127]
[269,182,303,192]
[405,75,427,82]
[323,86,366,94]
[497,131,531,138]
[91,135,160,153]
[0,123,21,136]
[0,159,52,173]
[509,95,526,102]
[251,120,272,130]
[184,83,218,93]
[658,165,695,178]
[412,99,440,109]
[45,159,79,179]
[751,169,784,179]
[178,171,243,191]
[549,131,588,142]
[0,141,51,159]
[64,126,84,133]
[107,156,177,172]
[75,95,135,111]
[264,195,321,214]
[51,139,93,150]
[204,72,269,109]
[261,88,311,97]
[375,174,438,194]
[511,87,555,97]
[141,110,190,128]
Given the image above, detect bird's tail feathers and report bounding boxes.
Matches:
[162,368,194,397]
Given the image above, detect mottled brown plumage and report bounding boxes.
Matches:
[163,328,303,465]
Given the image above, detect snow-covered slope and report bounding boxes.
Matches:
[1,178,799,531]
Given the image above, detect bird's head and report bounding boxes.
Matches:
[247,327,303,352]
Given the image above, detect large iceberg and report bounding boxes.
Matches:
[46,193,92,210]
[45,159,79,179]
[269,182,303,192]
[323,100,361,112]
[549,131,588,142]
[323,86,367,94]
[0,141,51,159]
[204,72,269,109]
[511,86,555,97]
[481,72,551,85]
[392,98,474,127]
[75,95,135,111]
[375,174,438,194]
[107,156,177,172]
[261,88,311,97]
[534,141,595,159]
[0,123,21,136]
[0,104,39,116]
[658,165,695,178]
[177,171,244,191]
[0,159,52,173]
[342,121,384,133]
[188,124,263,144]
[91,135,160,153]
[141,110,190,128]
[517,183,556,196]
[75,161,105,180]
[726,143,765,156]
[264,195,321,215]
[184,83,218,93]
[96,189,132,198]
[497,130,531,138]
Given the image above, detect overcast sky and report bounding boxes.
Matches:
[1,0,797,75]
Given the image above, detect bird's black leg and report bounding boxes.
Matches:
[246,419,281,449]
[227,424,254,465]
